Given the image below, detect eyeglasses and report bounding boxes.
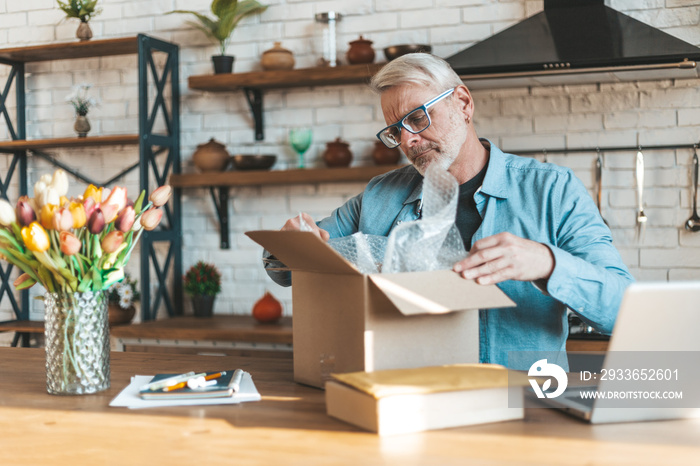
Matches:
[376,88,455,149]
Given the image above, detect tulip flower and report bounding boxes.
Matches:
[149,185,172,207]
[140,208,163,231]
[13,273,36,290]
[52,207,74,232]
[37,186,59,209]
[100,203,119,224]
[87,207,106,234]
[83,197,97,219]
[59,231,81,255]
[104,186,127,212]
[40,204,58,230]
[101,231,124,254]
[0,199,16,226]
[69,201,86,228]
[50,169,69,197]
[21,222,50,253]
[115,206,135,232]
[83,184,103,203]
[16,198,37,227]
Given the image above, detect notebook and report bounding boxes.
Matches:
[139,370,242,400]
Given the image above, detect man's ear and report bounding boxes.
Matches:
[454,84,474,121]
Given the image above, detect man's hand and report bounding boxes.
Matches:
[281,212,330,242]
[453,232,555,285]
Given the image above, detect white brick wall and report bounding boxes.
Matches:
[1,0,700,328]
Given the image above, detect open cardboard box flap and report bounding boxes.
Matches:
[369,271,515,316]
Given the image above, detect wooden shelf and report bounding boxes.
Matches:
[0,320,44,334]
[188,63,386,91]
[0,36,139,63]
[0,134,140,151]
[170,164,405,188]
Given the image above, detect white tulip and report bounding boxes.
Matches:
[0,199,16,226]
[33,180,47,199]
[50,169,69,197]
[38,186,60,208]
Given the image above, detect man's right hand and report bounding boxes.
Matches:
[281,212,330,242]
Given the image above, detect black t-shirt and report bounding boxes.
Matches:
[455,165,487,250]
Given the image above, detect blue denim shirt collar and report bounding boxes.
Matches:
[478,138,510,200]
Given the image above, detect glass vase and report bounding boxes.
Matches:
[44,291,110,395]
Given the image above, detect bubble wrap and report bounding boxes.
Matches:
[322,164,467,273]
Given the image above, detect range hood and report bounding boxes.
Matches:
[446,0,700,89]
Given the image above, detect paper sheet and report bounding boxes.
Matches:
[109,372,261,409]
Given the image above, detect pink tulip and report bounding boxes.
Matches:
[15,198,36,227]
[87,207,106,234]
[83,197,97,219]
[101,230,124,253]
[103,186,127,213]
[52,207,74,232]
[59,231,81,255]
[100,203,119,223]
[115,206,135,232]
[140,208,163,231]
[149,185,172,207]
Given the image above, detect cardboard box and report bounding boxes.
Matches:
[325,365,525,435]
[247,231,515,388]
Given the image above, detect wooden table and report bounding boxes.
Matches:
[1,348,699,464]
[110,315,293,357]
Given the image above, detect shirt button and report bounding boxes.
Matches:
[397,220,403,225]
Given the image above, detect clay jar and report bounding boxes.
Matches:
[323,138,353,167]
[372,141,401,165]
[192,138,230,172]
[261,42,295,71]
[347,36,375,64]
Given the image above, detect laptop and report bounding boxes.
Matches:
[538,281,700,424]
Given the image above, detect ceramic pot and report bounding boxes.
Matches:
[74,115,91,138]
[347,36,375,64]
[323,138,353,167]
[261,42,295,70]
[212,55,234,74]
[192,138,230,172]
[108,303,136,326]
[191,295,215,318]
[372,141,401,165]
[76,22,92,41]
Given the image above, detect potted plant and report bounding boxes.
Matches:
[169,0,268,74]
[56,0,101,41]
[107,274,140,325]
[184,261,222,317]
[66,83,98,137]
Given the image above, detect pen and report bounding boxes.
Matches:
[166,371,228,392]
[229,369,244,393]
[142,371,197,391]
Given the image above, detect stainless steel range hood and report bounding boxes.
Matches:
[446,0,700,89]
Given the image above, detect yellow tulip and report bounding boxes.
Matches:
[83,184,103,203]
[21,222,50,253]
[69,201,86,228]
[39,204,58,230]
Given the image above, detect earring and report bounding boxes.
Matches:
[466,116,471,124]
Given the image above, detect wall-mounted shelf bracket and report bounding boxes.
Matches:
[243,87,263,141]
[209,187,230,249]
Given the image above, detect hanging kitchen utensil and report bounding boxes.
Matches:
[595,150,609,226]
[685,145,700,232]
[635,148,647,242]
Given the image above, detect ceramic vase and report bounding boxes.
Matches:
[76,22,92,41]
[44,291,110,395]
[322,138,353,167]
[74,115,91,138]
[108,303,136,326]
[192,138,230,172]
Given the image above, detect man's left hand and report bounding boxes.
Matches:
[453,232,555,285]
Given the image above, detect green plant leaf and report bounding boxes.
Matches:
[15,276,36,290]
[133,189,146,215]
[211,0,237,19]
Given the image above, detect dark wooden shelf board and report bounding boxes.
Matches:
[169,164,406,188]
[188,63,386,91]
[0,134,140,151]
[0,37,139,63]
[0,320,44,334]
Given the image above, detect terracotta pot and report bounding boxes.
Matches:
[108,303,136,326]
[191,295,215,318]
[192,138,230,172]
[261,42,295,70]
[74,115,91,138]
[323,138,353,167]
[76,22,92,41]
[372,141,401,165]
[347,36,375,64]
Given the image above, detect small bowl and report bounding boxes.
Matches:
[383,44,432,61]
[230,154,277,171]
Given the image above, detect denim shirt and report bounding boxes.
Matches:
[265,140,634,370]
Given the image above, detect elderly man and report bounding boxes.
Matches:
[265,53,633,369]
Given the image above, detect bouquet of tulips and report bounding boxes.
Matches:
[0,169,171,294]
